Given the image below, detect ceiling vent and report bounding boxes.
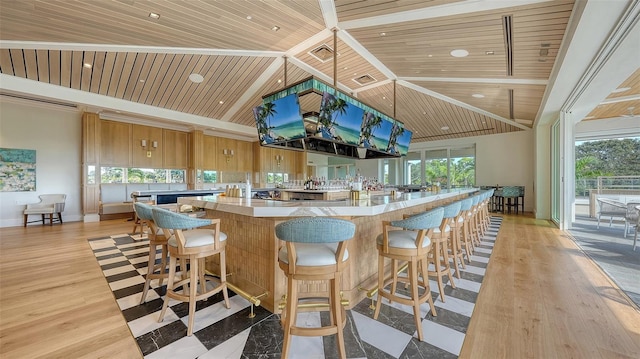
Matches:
[353,74,377,86]
[308,44,335,63]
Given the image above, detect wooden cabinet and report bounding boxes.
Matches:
[100,120,131,166]
[216,137,237,172]
[236,140,254,173]
[202,135,218,170]
[163,129,188,168]
[132,124,163,168]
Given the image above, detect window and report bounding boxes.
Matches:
[405,152,422,185]
[202,170,218,183]
[405,145,476,189]
[100,167,186,184]
[449,147,475,188]
[424,149,448,187]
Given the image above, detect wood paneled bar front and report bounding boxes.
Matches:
[178,189,476,313]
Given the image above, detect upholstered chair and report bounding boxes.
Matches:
[23,194,66,227]
[152,207,230,337]
[275,217,356,359]
[374,207,444,341]
[134,202,170,304]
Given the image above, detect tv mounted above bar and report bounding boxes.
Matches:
[253,76,412,159]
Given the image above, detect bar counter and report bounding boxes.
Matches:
[178,188,476,312]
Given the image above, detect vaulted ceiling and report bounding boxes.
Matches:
[0,0,637,143]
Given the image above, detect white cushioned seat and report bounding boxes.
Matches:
[168,228,227,248]
[376,230,431,249]
[278,243,348,266]
[433,224,451,234]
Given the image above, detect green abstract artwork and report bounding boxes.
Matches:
[0,148,36,192]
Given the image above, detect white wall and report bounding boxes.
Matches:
[411,130,535,212]
[0,99,83,227]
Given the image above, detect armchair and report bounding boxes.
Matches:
[596,198,626,229]
[624,202,640,239]
[23,194,67,227]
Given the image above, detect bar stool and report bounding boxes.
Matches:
[429,202,460,301]
[470,194,483,247]
[449,198,471,277]
[134,202,170,304]
[457,197,474,263]
[275,217,356,359]
[502,186,520,214]
[374,207,443,341]
[152,207,230,337]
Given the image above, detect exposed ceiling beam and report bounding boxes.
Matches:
[399,76,548,85]
[221,57,283,121]
[0,74,256,138]
[400,79,531,131]
[285,56,354,94]
[339,0,555,29]
[338,30,396,80]
[0,40,284,57]
[599,94,640,105]
[318,0,338,29]
[284,28,333,57]
[351,79,393,95]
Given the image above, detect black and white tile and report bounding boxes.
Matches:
[88,217,502,358]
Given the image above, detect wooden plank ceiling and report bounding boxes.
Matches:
[0,0,632,144]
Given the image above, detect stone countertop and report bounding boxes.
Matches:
[177,188,477,217]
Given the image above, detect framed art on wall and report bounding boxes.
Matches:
[0,148,36,192]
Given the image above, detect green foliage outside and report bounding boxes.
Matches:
[408,157,475,187]
[575,138,640,196]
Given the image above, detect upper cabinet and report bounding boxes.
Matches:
[132,124,163,168]
[202,135,218,170]
[100,120,131,167]
[236,140,254,173]
[163,130,188,169]
[216,137,237,172]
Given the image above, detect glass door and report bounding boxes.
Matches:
[551,120,561,225]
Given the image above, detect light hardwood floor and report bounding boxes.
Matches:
[1,215,639,358]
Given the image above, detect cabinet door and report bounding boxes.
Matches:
[236,140,254,172]
[163,130,188,168]
[202,135,218,170]
[100,120,131,166]
[132,124,163,168]
[216,137,237,172]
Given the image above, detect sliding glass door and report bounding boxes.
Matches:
[551,120,561,225]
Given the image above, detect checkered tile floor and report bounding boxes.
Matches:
[88,217,502,358]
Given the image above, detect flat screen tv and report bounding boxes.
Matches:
[388,121,412,156]
[316,91,364,145]
[358,111,394,153]
[253,93,306,145]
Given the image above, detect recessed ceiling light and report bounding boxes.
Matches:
[441,126,450,131]
[219,100,224,104]
[427,54,433,58]
[450,49,469,58]
[139,79,145,83]
[343,67,348,70]
[189,73,204,83]
[277,79,282,83]
[422,112,426,115]
[83,63,92,69]
[246,15,252,20]
[382,96,386,100]
[148,12,160,20]
[612,87,631,93]
[472,93,485,98]
[271,25,280,31]
[380,32,386,36]
[485,51,495,55]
